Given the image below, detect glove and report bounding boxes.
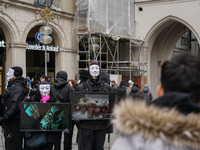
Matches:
[29,88,37,96]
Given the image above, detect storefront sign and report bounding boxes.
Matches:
[0,40,5,47]
[26,44,59,52]
[35,32,44,44]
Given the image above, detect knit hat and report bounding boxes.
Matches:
[88,61,100,68]
[120,80,125,87]
[56,71,68,81]
[40,80,50,85]
[11,66,23,77]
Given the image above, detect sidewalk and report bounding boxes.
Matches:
[0,126,120,150]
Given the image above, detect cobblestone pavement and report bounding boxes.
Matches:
[0,126,120,150]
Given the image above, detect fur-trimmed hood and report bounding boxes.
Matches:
[112,100,200,149]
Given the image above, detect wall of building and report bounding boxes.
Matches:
[0,0,77,80]
[18,0,76,14]
[135,0,200,97]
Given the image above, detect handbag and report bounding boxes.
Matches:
[25,132,47,148]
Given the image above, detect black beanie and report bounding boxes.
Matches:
[11,66,23,77]
[56,71,68,81]
[40,80,50,85]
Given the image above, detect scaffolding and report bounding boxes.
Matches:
[73,0,148,81]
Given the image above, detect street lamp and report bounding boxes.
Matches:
[38,5,54,76]
[39,24,53,76]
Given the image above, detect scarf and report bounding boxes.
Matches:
[40,94,50,103]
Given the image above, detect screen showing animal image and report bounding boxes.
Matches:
[72,92,117,120]
[20,102,69,131]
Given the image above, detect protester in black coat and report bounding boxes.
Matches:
[29,81,57,150]
[114,80,126,101]
[51,71,74,150]
[76,62,111,150]
[1,66,25,150]
[130,83,143,100]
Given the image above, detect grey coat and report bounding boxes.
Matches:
[141,86,153,104]
[111,100,200,150]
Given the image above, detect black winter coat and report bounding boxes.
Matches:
[3,77,26,119]
[151,92,200,115]
[130,86,143,100]
[75,80,111,130]
[51,78,74,103]
[114,86,126,101]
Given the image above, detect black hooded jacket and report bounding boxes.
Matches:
[51,78,74,103]
[151,92,200,115]
[3,77,26,119]
[130,85,143,100]
[114,86,126,101]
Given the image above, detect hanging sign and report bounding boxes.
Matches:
[35,32,44,44]
[26,44,59,52]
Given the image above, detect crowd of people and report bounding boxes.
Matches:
[0,53,200,150]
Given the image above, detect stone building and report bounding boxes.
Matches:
[0,0,77,93]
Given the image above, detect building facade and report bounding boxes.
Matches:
[135,0,200,96]
[0,0,77,92]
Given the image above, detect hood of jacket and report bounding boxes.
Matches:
[54,78,68,88]
[112,94,200,149]
[143,87,149,93]
[8,77,25,87]
[131,85,139,93]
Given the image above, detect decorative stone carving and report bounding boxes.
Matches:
[35,10,41,21]
[52,14,60,25]
[0,2,9,15]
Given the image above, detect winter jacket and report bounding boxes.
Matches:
[114,86,126,101]
[3,77,26,119]
[51,78,74,103]
[129,85,143,100]
[111,92,200,150]
[151,92,200,115]
[141,86,153,104]
[75,80,111,130]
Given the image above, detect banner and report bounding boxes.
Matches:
[71,92,117,120]
[20,102,69,131]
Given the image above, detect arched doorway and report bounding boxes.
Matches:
[145,16,200,97]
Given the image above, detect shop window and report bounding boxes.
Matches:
[34,0,53,8]
[34,0,61,9]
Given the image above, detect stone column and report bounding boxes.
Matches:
[6,44,26,77]
[55,49,77,80]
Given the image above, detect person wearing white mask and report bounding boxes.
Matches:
[76,61,111,150]
[1,66,25,150]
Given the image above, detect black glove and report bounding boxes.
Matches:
[29,88,37,96]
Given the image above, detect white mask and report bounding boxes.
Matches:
[6,68,14,81]
[89,65,100,77]
[39,84,50,97]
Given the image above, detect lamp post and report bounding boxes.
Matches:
[38,5,54,76]
[39,25,53,76]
